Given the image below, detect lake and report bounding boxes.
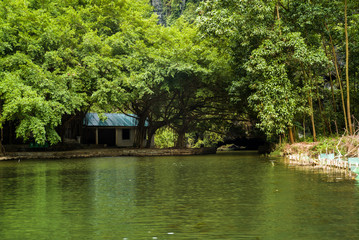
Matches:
[0,151,358,239]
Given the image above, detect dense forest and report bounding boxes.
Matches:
[0,0,359,151]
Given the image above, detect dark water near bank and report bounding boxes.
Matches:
[0,151,358,239]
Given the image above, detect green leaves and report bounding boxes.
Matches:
[244,31,328,136]
[0,0,155,144]
[0,73,63,144]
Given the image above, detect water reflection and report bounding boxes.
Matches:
[0,152,358,239]
[131,154,268,239]
[284,159,355,183]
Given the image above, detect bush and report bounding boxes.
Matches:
[154,127,177,148]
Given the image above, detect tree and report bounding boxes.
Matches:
[345,0,352,135]
[0,0,156,146]
[0,1,84,145]
[197,0,356,142]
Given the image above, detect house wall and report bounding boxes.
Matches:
[83,127,154,147]
[115,128,154,147]
[116,128,136,147]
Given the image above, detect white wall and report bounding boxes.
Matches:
[115,128,155,147]
[116,128,135,147]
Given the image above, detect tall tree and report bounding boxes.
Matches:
[345,0,352,135]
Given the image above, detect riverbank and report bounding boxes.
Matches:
[0,147,217,161]
[280,135,359,158]
[277,136,359,178]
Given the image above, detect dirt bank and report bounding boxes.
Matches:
[0,147,217,161]
[282,142,319,157]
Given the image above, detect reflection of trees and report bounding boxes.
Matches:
[89,157,137,238]
[1,155,358,239]
[257,163,359,239]
[133,153,267,236]
[0,160,93,239]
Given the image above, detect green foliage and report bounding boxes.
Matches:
[160,0,203,25]
[187,130,224,148]
[197,0,357,143]
[245,31,328,136]
[154,127,176,148]
[0,0,156,144]
[3,0,359,149]
[310,137,338,155]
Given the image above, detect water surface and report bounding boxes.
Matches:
[0,151,358,239]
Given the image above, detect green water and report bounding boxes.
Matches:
[0,151,358,240]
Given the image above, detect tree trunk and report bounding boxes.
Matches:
[145,121,167,148]
[145,127,157,148]
[276,2,282,35]
[325,23,348,133]
[301,67,317,141]
[329,73,337,112]
[316,84,332,135]
[9,122,13,144]
[0,127,4,156]
[345,0,352,135]
[289,127,294,144]
[308,93,317,142]
[145,130,155,148]
[176,130,186,149]
[322,36,337,113]
[0,103,4,155]
[133,116,146,148]
[0,141,3,156]
[303,117,306,140]
[334,120,339,135]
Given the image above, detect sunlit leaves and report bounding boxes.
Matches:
[245,31,327,136]
[0,0,154,144]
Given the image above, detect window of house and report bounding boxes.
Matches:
[122,129,130,140]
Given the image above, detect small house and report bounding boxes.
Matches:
[82,113,153,147]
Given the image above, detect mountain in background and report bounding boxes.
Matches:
[150,0,203,25]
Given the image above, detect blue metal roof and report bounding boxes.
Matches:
[84,113,148,127]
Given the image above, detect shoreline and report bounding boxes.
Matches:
[279,142,359,178]
[0,147,217,161]
[283,157,356,181]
